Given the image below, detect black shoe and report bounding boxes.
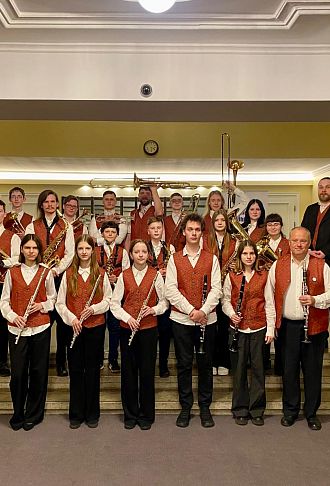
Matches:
[23,422,35,431]
[10,421,23,431]
[307,416,322,431]
[200,407,215,428]
[0,364,10,377]
[108,360,120,373]
[86,420,99,429]
[159,369,170,378]
[124,420,136,430]
[69,420,82,430]
[281,415,296,427]
[251,416,264,426]
[138,422,152,430]
[235,416,248,426]
[176,409,191,428]
[57,365,68,377]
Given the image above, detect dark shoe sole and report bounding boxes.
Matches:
[235,417,248,426]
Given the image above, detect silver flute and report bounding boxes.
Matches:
[70,274,102,349]
[128,271,159,346]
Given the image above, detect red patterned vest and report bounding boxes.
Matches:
[0,229,14,283]
[10,265,49,327]
[249,226,266,244]
[276,237,290,258]
[95,244,124,278]
[121,266,158,330]
[33,218,66,260]
[164,215,185,252]
[172,250,213,313]
[130,206,155,241]
[203,214,212,235]
[274,255,329,334]
[230,271,268,330]
[65,267,105,328]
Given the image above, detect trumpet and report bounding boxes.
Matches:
[133,173,197,190]
[95,213,126,225]
[220,133,244,209]
[4,212,26,235]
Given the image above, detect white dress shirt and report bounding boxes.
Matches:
[0,224,20,268]
[25,217,75,276]
[268,235,282,252]
[165,247,222,326]
[55,267,112,326]
[265,255,330,329]
[110,265,168,323]
[89,209,128,245]
[0,263,56,336]
[150,241,175,259]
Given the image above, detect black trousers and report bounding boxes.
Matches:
[279,318,327,419]
[231,328,266,418]
[68,324,105,423]
[52,276,71,368]
[0,282,9,366]
[120,326,158,425]
[213,305,230,369]
[172,321,216,411]
[8,327,51,428]
[157,308,172,372]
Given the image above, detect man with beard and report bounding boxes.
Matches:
[129,185,163,242]
[302,177,330,266]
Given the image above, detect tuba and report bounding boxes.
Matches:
[228,213,249,242]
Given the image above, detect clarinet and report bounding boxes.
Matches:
[70,274,102,349]
[128,271,159,346]
[197,275,208,355]
[301,263,311,344]
[229,275,246,353]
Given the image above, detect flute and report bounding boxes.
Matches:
[229,275,246,353]
[301,263,311,344]
[15,257,59,345]
[70,274,102,349]
[197,275,208,355]
[128,271,159,346]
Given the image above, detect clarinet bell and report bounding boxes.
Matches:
[301,329,312,344]
[229,331,239,353]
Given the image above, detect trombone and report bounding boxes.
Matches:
[221,133,244,209]
[133,173,197,190]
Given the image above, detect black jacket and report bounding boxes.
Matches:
[301,203,330,266]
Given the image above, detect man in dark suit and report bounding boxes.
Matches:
[301,177,330,266]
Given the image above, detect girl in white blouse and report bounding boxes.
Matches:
[56,235,111,429]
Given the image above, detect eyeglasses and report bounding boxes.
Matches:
[65,204,78,209]
[266,222,281,227]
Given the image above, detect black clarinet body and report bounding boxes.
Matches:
[301,263,311,344]
[197,275,208,355]
[229,275,246,353]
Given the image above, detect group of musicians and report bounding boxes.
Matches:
[0,177,329,432]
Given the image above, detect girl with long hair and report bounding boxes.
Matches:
[222,240,274,426]
[56,235,111,429]
[243,199,266,243]
[0,234,56,431]
[110,239,168,430]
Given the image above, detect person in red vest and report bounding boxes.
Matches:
[110,239,168,430]
[0,199,20,377]
[265,226,330,430]
[222,239,273,426]
[147,216,174,378]
[302,177,330,267]
[164,192,186,252]
[89,190,127,246]
[242,199,266,244]
[56,235,112,429]
[25,189,75,377]
[62,195,88,240]
[204,209,239,377]
[165,213,222,428]
[3,186,33,239]
[95,221,130,372]
[0,234,56,431]
[126,185,163,249]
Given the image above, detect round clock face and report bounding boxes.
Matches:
[143,139,159,156]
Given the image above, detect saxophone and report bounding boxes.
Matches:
[42,211,70,266]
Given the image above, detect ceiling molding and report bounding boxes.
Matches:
[0,1,330,30]
[0,42,330,54]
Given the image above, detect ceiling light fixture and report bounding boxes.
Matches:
[138,0,176,14]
